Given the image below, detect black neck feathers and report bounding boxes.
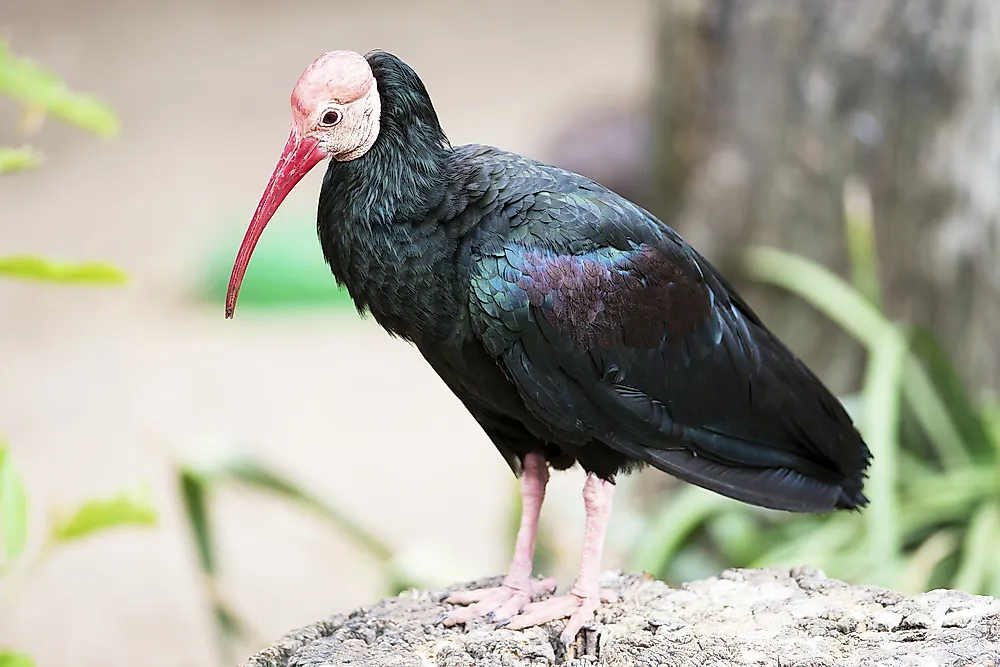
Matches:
[316,51,459,342]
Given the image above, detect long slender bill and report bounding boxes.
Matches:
[225,132,327,318]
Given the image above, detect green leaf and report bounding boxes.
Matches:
[177,466,215,575]
[182,449,394,563]
[751,513,859,571]
[50,486,157,543]
[901,357,973,470]
[0,649,35,667]
[744,246,889,346]
[0,255,127,285]
[898,467,995,535]
[627,485,732,575]
[0,147,42,174]
[0,40,118,138]
[0,444,29,566]
[979,393,1000,461]
[906,328,993,462]
[859,323,907,575]
[952,501,1000,594]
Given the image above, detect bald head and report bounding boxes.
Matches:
[284,50,381,162]
[292,50,374,115]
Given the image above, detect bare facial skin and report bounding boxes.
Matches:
[290,50,381,161]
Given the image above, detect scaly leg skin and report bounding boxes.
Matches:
[442,452,556,626]
[502,473,617,648]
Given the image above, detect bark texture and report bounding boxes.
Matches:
[242,567,1000,667]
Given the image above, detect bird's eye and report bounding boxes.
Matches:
[320,109,342,127]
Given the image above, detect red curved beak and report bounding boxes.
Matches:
[225,131,327,318]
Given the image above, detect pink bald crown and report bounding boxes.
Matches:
[291,50,375,117]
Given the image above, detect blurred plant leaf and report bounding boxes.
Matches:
[177,450,396,665]
[0,444,29,566]
[181,449,394,563]
[50,486,157,543]
[211,598,252,665]
[0,40,118,138]
[859,323,906,581]
[952,502,1000,594]
[0,255,127,285]
[752,513,858,571]
[628,486,731,575]
[981,393,1000,460]
[178,466,215,575]
[177,465,249,662]
[745,246,887,345]
[898,467,995,536]
[0,650,35,667]
[0,147,42,174]
[907,327,994,461]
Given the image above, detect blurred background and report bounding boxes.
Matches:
[1,1,999,666]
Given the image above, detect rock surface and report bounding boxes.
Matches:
[242,568,1000,666]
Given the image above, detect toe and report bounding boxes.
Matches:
[445,588,493,605]
[490,591,532,623]
[558,600,599,647]
[503,595,582,630]
[442,593,505,626]
[442,602,491,626]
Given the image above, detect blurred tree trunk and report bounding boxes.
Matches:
[646,0,1000,394]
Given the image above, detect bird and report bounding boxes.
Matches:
[225,49,872,648]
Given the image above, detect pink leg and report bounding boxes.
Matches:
[442,453,556,625]
[502,472,617,647]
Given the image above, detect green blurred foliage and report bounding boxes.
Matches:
[0,147,41,173]
[0,256,127,285]
[200,216,357,313]
[0,39,118,154]
[175,448,453,664]
[0,41,152,666]
[0,444,158,594]
[49,487,157,543]
[0,650,35,667]
[0,446,29,567]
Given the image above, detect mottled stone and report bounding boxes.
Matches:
[243,568,1000,667]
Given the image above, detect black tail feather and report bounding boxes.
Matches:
[618,440,868,513]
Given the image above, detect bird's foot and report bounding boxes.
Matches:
[441,576,557,627]
[502,588,617,648]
